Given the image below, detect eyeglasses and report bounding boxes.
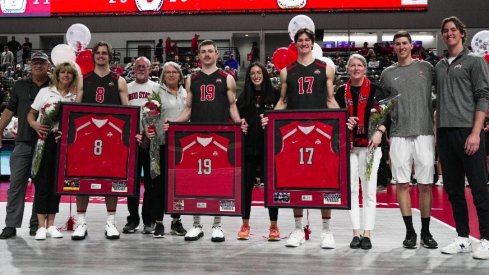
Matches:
[134,65,149,70]
[165,71,179,75]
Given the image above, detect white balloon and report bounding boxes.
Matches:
[66,23,91,52]
[317,56,336,74]
[288,15,315,41]
[51,44,76,66]
[471,30,489,56]
[312,43,323,58]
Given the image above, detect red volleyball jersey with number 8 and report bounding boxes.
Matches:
[66,115,129,178]
[275,121,339,189]
[175,133,234,197]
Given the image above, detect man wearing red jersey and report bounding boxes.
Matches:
[262,28,340,249]
[72,41,128,241]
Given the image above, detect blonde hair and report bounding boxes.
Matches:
[51,62,79,93]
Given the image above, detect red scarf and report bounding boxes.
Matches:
[345,77,370,146]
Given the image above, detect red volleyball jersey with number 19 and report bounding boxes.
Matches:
[66,115,129,178]
[175,133,234,197]
[275,121,339,189]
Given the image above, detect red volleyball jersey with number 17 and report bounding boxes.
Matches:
[275,121,339,189]
[175,133,234,197]
[66,115,129,178]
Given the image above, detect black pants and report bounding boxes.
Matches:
[437,128,489,239]
[126,146,153,226]
[34,134,60,214]
[243,155,278,221]
[152,145,179,221]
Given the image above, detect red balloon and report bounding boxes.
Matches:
[484,54,489,64]
[287,42,298,64]
[272,47,294,71]
[75,49,94,75]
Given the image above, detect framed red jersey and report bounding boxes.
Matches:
[166,123,243,216]
[56,103,140,196]
[265,109,351,209]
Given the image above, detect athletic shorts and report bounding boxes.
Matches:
[390,135,435,184]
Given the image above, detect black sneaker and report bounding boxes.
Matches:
[350,236,362,249]
[171,219,187,236]
[29,224,38,236]
[122,222,139,234]
[361,237,372,250]
[421,233,438,249]
[0,227,16,239]
[403,232,417,249]
[153,223,165,238]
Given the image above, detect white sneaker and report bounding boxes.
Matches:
[72,220,88,241]
[285,229,305,247]
[35,227,47,240]
[441,237,472,254]
[46,226,63,238]
[211,225,225,242]
[473,239,489,260]
[435,178,443,186]
[184,225,204,241]
[105,216,120,240]
[320,230,336,249]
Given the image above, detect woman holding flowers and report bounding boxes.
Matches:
[143,61,188,237]
[335,54,387,249]
[27,62,78,240]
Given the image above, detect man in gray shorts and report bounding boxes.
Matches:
[379,31,437,249]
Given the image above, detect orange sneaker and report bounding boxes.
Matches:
[268,225,281,241]
[237,225,250,240]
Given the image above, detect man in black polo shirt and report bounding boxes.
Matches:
[0,51,50,239]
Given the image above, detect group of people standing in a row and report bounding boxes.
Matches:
[0,15,488,261]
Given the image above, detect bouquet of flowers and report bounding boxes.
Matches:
[366,94,400,181]
[143,91,162,179]
[31,101,61,177]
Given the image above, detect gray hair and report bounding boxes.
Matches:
[347,53,367,68]
[160,61,184,86]
[134,56,151,67]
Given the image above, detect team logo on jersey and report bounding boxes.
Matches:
[212,151,218,156]
[196,202,207,208]
[314,69,321,75]
[173,200,184,211]
[63,180,80,191]
[315,139,321,145]
[112,181,128,192]
[273,192,291,203]
[107,132,113,137]
[219,201,236,212]
[216,78,222,83]
[109,81,114,87]
[323,193,341,205]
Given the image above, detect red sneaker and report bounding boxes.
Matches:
[268,225,281,241]
[237,225,250,240]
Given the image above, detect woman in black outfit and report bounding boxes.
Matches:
[236,62,280,241]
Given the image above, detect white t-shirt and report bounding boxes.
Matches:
[128,80,160,127]
[127,80,160,107]
[31,86,76,128]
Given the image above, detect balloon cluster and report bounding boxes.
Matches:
[471,30,489,64]
[50,23,94,75]
[272,15,335,72]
